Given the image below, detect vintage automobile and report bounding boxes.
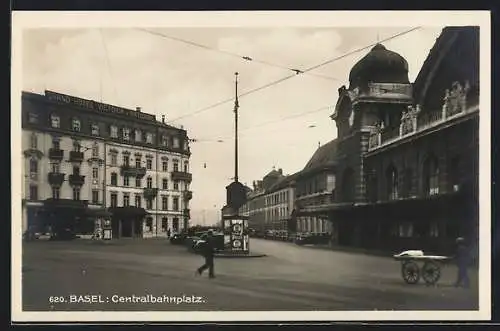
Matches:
[169,233,186,245]
[190,232,225,254]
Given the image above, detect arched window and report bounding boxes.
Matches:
[423,155,440,196]
[147,176,153,188]
[29,158,38,173]
[449,155,461,192]
[341,167,355,202]
[386,165,399,200]
[50,114,60,128]
[110,172,117,186]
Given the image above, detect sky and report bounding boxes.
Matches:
[22,25,444,225]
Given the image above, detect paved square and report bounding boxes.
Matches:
[22,238,478,311]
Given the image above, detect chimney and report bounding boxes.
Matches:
[136,107,141,112]
[278,168,283,175]
[162,115,165,124]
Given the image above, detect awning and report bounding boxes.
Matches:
[42,199,88,211]
[86,208,112,218]
[108,206,148,217]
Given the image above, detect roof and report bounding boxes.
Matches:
[267,173,299,192]
[302,139,339,173]
[263,169,282,179]
[413,26,479,104]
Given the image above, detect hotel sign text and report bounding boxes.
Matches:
[45,90,156,121]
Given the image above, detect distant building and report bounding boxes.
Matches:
[295,26,479,254]
[21,90,193,238]
[240,168,296,237]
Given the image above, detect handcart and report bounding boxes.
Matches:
[393,250,453,285]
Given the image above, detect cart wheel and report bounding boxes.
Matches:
[422,261,441,285]
[401,261,420,284]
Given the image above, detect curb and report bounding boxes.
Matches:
[214,253,267,258]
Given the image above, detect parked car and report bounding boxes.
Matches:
[170,233,186,245]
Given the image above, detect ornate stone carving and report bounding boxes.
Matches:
[443,81,470,117]
[399,104,421,136]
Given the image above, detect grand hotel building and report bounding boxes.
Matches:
[21,90,193,238]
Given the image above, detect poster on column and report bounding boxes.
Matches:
[223,219,249,252]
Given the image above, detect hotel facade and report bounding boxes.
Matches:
[21,90,193,238]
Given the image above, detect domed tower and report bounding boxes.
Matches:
[330,43,413,204]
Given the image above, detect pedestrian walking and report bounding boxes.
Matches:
[454,237,470,288]
[195,230,216,279]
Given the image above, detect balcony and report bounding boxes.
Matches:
[184,190,193,201]
[367,81,478,152]
[48,148,64,160]
[69,151,84,163]
[143,187,159,199]
[69,174,85,186]
[48,172,65,186]
[120,165,147,178]
[171,171,192,182]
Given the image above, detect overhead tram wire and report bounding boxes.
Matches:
[199,104,332,142]
[166,27,422,123]
[135,28,338,82]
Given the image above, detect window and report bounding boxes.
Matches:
[50,114,60,128]
[403,168,413,197]
[162,196,168,210]
[449,156,461,192]
[146,133,153,144]
[73,187,81,200]
[386,165,399,200]
[29,158,38,174]
[110,153,117,166]
[183,161,189,173]
[29,185,38,200]
[173,181,179,191]
[110,125,118,138]
[123,128,130,141]
[146,217,153,232]
[423,156,440,196]
[52,138,60,149]
[146,159,152,170]
[28,112,38,124]
[73,165,80,175]
[173,197,179,211]
[398,222,413,238]
[135,157,142,168]
[135,194,141,208]
[110,193,118,207]
[92,144,99,157]
[51,162,60,173]
[173,137,180,148]
[111,172,117,186]
[123,176,130,187]
[123,194,130,207]
[72,118,81,132]
[161,135,168,146]
[146,199,153,210]
[147,177,153,188]
[52,187,60,199]
[123,155,130,167]
[30,133,38,149]
[162,161,168,172]
[183,140,189,151]
[135,130,142,142]
[92,190,99,204]
[162,217,168,231]
[430,223,439,237]
[91,123,99,136]
[173,161,179,172]
[92,167,99,179]
[184,182,189,191]
[135,176,141,187]
[73,140,81,152]
[162,179,168,190]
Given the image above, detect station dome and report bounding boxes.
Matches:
[348,44,410,88]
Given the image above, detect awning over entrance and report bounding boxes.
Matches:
[41,199,88,215]
[86,208,112,218]
[108,206,148,218]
